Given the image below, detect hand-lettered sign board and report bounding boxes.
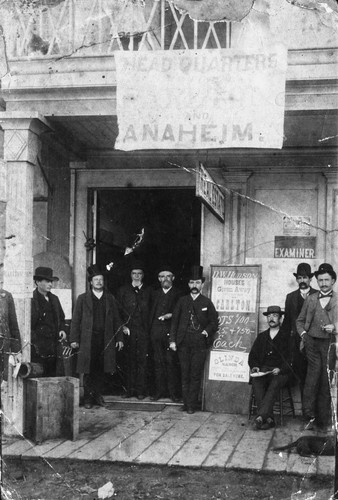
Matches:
[203,265,261,414]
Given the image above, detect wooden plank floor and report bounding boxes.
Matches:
[2,405,335,477]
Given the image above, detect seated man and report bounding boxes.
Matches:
[248,305,291,430]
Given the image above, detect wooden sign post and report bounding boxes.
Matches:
[203,265,261,414]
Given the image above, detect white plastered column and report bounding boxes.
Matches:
[0,115,49,435]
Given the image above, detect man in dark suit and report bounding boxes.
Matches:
[283,263,317,390]
[0,279,21,381]
[70,264,124,408]
[169,266,218,414]
[117,261,151,399]
[31,267,67,377]
[150,266,182,402]
[249,306,291,430]
[296,263,337,432]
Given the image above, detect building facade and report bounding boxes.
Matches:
[0,0,337,432]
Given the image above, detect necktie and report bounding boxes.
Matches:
[319,291,333,299]
[133,286,139,293]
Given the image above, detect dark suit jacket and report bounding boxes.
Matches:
[248,328,291,376]
[31,288,66,356]
[150,286,182,334]
[170,293,218,347]
[283,287,317,336]
[117,283,151,332]
[70,290,123,373]
[0,289,21,380]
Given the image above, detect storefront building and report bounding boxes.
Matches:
[0,0,337,432]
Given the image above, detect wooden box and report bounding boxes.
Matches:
[24,377,79,443]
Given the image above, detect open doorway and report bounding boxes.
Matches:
[95,188,201,293]
[93,187,201,398]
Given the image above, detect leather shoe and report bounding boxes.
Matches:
[187,408,195,414]
[180,405,188,412]
[84,402,92,409]
[170,396,181,403]
[137,394,145,400]
[121,393,132,399]
[261,417,275,430]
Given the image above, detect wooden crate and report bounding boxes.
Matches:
[24,377,79,443]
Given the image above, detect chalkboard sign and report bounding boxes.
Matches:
[203,265,261,414]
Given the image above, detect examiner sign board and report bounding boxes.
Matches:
[115,47,287,151]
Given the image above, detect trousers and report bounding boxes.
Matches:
[252,371,289,420]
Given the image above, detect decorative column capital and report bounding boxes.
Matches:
[0,113,51,163]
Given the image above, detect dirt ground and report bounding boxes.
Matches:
[1,458,334,500]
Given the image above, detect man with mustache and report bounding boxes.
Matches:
[249,305,291,430]
[169,266,218,414]
[150,266,182,402]
[283,263,317,390]
[296,263,337,432]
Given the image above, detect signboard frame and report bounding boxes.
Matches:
[196,162,225,223]
[203,264,261,414]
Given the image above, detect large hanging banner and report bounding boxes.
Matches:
[115,46,287,151]
[203,265,261,414]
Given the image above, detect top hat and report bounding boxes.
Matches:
[314,263,336,281]
[33,267,59,281]
[87,264,106,281]
[263,305,284,316]
[188,265,205,283]
[293,262,314,278]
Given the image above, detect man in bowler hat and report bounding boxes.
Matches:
[283,263,317,390]
[70,264,124,408]
[150,265,182,402]
[31,267,66,377]
[117,261,151,399]
[249,305,291,430]
[169,266,218,414]
[296,263,337,431]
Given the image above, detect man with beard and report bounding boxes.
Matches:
[283,263,317,390]
[249,306,291,430]
[296,263,337,432]
[70,264,124,409]
[117,262,151,399]
[169,266,218,414]
[150,266,182,402]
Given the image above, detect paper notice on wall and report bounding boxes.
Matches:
[209,350,250,383]
[115,46,287,151]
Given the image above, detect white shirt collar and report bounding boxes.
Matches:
[191,293,200,300]
[162,286,172,294]
[92,289,103,299]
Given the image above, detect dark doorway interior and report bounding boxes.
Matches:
[94,188,201,397]
[95,188,201,294]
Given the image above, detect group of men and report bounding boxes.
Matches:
[1,259,336,426]
[29,261,213,413]
[249,262,337,433]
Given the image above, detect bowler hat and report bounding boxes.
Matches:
[263,305,284,316]
[129,260,145,272]
[314,263,336,281]
[33,267,59,281]
[293,263,313,278]
[188,265,205,283]
[157,264,175,275]
[87,264,106,281]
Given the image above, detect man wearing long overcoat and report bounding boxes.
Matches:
[150,266,182,402]
[70,265,123,408]
[0,286,21,381]
[117,262,151,399]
